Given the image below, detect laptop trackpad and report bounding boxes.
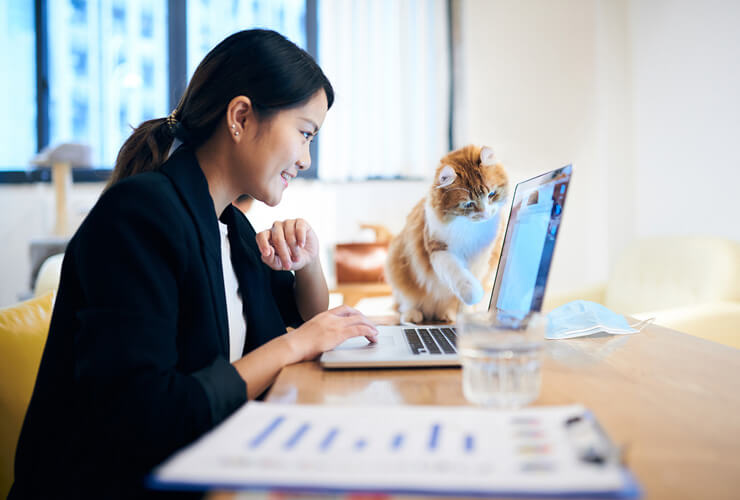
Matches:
[333,335,395,350]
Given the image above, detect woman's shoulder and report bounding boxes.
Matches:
[79,171,188,241]
[90,171,189,223]
[102,171,180,209]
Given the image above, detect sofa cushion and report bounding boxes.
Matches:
[605,237,740,314]
[0,292,54,498]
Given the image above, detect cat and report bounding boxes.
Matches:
[385,145,509,324]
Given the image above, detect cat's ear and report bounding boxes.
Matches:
[480,147,496,165]
[436,165,456,188]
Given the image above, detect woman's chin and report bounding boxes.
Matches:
[263,192,283,207]
[249,190,281,207]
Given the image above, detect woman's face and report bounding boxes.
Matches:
[236,90,328,206]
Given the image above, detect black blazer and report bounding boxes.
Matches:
[10,146,303,499]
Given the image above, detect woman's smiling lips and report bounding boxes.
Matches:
[280,170,295,187]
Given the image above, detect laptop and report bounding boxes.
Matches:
[320,164,573,368]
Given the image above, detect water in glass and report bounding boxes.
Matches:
[458,313,544,408]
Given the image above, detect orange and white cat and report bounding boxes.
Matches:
[385,145,509,324]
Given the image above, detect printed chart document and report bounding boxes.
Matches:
[150,402,640,497]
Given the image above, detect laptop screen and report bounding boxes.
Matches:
[487,165,572,318]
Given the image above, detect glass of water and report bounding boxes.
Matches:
[457,310,546,408]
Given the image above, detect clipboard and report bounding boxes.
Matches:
[149,402,641,498]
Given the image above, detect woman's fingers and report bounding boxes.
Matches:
[256,231,285,269]
[346,324,378,343]
[257,219,317,272]
[255,231,273,258]
[339,313,379,335]
[282,222,300,262]
[328,304,363,317]
[270,223,293,270]
[295,219,308,248]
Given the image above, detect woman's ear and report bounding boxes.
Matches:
[227,96,253,142]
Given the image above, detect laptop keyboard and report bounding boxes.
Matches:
[404,327,458,355]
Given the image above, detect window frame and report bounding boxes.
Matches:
[0,0,322,183]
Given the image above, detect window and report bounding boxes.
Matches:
[316,0,451,180]
[71,46,88,76]
[0,0,36,169]
[1,1,452,179]
[186,0,307,80]
[140,8,153,38]
[47,0,168,166]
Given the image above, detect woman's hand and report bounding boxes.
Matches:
[256,219,319,271]
[283,305,378,363]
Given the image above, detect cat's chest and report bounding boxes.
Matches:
[432,215,498,259]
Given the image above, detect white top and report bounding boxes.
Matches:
[218,220,247,362]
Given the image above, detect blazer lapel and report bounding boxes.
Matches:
[160,146,229,356]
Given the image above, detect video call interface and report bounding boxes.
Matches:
[491,168,571,317]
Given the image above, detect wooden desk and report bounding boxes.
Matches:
[261,321,740,500]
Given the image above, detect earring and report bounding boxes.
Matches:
[231,123,239,136]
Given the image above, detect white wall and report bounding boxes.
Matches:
[0,183,105,306]
[629,0,740,240]
[457,0,616,295]
[458,0,740,297]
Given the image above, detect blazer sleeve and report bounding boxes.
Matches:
[70,179,246,465]
[270,269,304,328]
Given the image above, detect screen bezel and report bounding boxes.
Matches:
[486,164,573,315]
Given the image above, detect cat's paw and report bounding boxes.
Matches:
[436,311,456,323]
[400,309,424,324]
[456,278,484,305]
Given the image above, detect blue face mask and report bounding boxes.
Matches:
[546,300,650,339]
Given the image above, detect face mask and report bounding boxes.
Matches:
[546,300,652,340]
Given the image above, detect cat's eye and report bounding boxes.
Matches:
[463,201,476,209]
[488,190,498,200]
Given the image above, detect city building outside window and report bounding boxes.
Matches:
[1,0,451,181]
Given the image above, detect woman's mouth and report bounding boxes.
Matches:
[280,171,291,187]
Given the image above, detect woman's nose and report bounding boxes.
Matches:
[297,151,311,170]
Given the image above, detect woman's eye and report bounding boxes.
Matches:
[301,131,313,140]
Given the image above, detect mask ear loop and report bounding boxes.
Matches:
[628,317,655,331]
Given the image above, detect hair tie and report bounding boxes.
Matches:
[165,109,191,143]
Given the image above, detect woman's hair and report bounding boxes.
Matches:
[108,29,334,187]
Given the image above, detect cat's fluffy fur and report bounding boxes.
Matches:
[386,145,509,324]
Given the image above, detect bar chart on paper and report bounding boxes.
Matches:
[151,402,639,497]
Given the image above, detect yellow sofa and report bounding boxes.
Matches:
[0,292,54,498]
[543,237,740,349]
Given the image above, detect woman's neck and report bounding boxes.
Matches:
[195,138,238,217]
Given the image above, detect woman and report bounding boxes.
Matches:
[11,29,377,499]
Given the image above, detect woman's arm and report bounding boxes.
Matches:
[294,257,329,320]
[232,334,293,400]
[256,218,329,320]
[232,305,377,399]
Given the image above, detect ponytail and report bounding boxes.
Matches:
[107,117,174,188]
[107,29,334,189]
